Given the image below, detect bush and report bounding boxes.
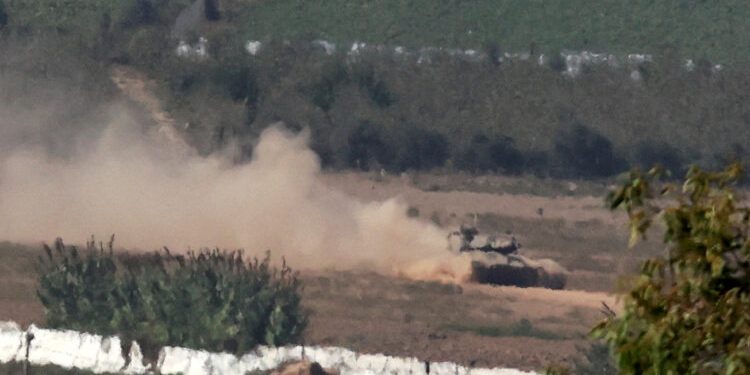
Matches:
[553,124,624,178]
[204,0,221,21]
[211,62,259,103]
[596,164,750,373]
[548,52,566,72]
[488,137,525,175]
[396,127,449,171]
[574,343,617,375]
[0,1,7,30]
[352,64,395,108]
[125,26,169,68]
[308,61,348,113]
[163,58,203,94]
[346,121,392,170]
[446,318,564,340]
[483,42,502,66]
[37,238,307,357]
[632,140,684,175]
[120,0,157,28]
[406,206,420,217]
[456,134,525,175]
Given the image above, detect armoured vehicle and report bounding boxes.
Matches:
[448,225,567,289]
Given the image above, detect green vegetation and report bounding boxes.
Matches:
[153,42,750,178]
[444,318,566,340]
[235,0,750,63]
[37,238,307,357]
[595,164,750,373]
[5,0,750,63]
[1,0,748,179]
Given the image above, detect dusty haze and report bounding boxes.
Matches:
[0,97,472,282]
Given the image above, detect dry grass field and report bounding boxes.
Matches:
[0,171,664,371]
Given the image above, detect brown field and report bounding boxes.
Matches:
[0,172,665,372]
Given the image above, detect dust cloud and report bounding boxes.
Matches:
[0,104,472,282]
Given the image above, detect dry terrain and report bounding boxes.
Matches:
[0,65,661,372]
[0,171,662,371]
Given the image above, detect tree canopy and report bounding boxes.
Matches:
[596,163,750,374]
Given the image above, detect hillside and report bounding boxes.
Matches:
[235,0,748,63]
[4,1,750,62]
[1,0,748,180]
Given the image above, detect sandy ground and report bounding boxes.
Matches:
[0,169,625,371]
[321,172,623,225]
[0,66,631,372]
[300,269,615,371]
[0,258,615,371]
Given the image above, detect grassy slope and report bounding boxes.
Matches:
[237,0,750,62]
[7,0,750,62]
[3,1,749,177]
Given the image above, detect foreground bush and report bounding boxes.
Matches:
[596,163,750,373]
[36,238,306,356]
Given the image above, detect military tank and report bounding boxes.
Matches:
[448,225,567,289]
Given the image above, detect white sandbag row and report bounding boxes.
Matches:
[0,321,538,374]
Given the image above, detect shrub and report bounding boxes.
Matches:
[125,26,169,68]
[0,1,7,30]
[487,137,525,175]
[163,58,203,94]
[406,206,420,218]
[308,61,348,112]
[37,238,119,334]
[596,163,750,373]
[483,42,502,66]
[553,123,624,178]
[37,238,307,357]
[632,140,684,175]
[346,121,392,170]
[548,52,566,72]
[455,134,525,175]
[445,318,564,340]
[211,62,259,103]
[204,0,221,21]
[396,127,449,171]
[351,64,395,108]
[120,0,157,28]
[573,343,618,375]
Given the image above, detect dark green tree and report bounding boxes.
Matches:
[0,1,8,29]
[596,163,750,374]
[205,0,221,21]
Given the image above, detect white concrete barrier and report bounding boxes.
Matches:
[248,345,303,371]
[26,325,126,373]
[306,346,356,370]
[123,341,149,374]
[158,346,211,375]
[430,361,466,375]
[469,368,539,375]
[0,321,539,374]
[0,321,25,363]
[381,355,424,374]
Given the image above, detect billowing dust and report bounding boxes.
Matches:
[0,106,471,282]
